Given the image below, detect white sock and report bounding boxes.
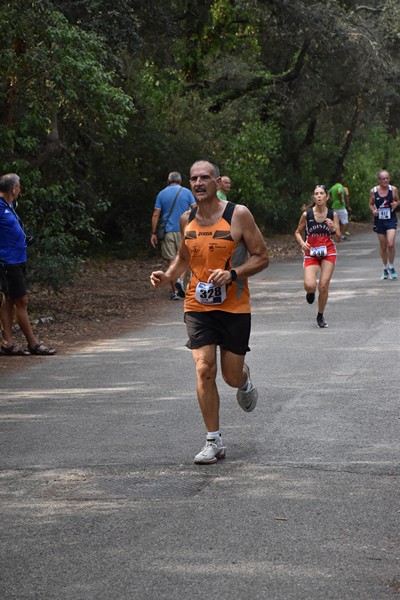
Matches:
[207,430,221,439]
[388,263,394,268]
[239,375,251,391]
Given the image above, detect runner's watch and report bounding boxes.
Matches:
[230,269,238,282]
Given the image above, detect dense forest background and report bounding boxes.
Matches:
[1,0,400,289]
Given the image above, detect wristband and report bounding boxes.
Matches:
[151,231,157,235]
[230,269,238,282]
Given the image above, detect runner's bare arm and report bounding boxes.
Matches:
[391,185,400,210]
[295,212,310,251]
[325,212,341,243]
[332,212,342,243]
[369,189,377,216]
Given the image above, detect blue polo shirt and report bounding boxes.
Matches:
[154,185,195,232]
[0,198,27,264]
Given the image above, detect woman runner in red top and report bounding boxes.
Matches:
[295,185,341,328]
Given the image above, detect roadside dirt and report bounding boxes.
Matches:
[0,224,370,376]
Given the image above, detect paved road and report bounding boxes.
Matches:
[1,231,399,600]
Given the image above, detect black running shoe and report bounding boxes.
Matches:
[317,315,328,328]
[306,292,315,304]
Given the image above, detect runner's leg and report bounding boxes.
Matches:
[303,264,319,294]
[386,229,397,264]
[377,232,388,265]
[220,349,246,389]
[317,260,335,314]
[192,344,220,432]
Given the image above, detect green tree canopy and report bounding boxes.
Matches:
[2,0,400,286]
[0,0,134,288]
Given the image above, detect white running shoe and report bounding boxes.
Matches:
[236,364,258,412]
[194,436,226,464]
[389,267,398,280]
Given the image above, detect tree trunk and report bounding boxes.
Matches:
[332,100,359,183]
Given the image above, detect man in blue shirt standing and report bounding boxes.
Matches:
[0,173,56,355]
[150,171,195,300]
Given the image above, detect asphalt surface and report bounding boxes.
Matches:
[0,230,399,600]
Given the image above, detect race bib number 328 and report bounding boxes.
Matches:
[195,282,227,305]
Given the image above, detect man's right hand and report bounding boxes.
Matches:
[150,270,169,288]
[150,233,158,248]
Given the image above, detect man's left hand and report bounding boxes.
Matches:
[208,269,233,285]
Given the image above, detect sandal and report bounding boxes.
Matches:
[1,344,30,356]
[27,343,56,356]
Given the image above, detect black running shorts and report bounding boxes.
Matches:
[184,310,251,355]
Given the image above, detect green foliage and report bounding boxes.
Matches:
[2,0,400,283]
[207,0,261,56]
[220,117,281,231]
[15,176,106,291]
[95,0,400,251]
[29,253,83,294]
[0,0,134,289]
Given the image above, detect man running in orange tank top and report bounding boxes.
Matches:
[150,160,269,464]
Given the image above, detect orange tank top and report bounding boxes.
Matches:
[183,202,251,313]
